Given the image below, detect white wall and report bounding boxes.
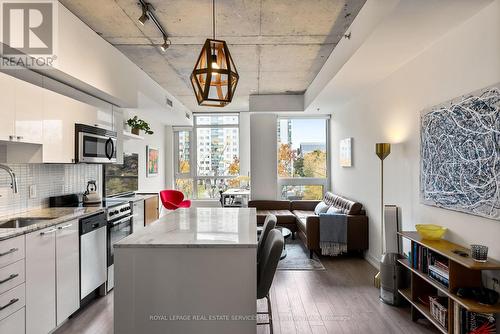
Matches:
[250,114,277,200]
[239,113,251,178]
[164,125,175,190]
[329,0,500,265]
[123,111,168,193]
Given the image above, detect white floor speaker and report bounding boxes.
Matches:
[384,205,400,254]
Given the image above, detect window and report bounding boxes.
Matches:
[174,114,240,200]
[277,117,329,200]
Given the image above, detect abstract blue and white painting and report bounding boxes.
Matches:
[420,84,500,220]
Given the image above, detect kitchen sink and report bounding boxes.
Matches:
[0,217,55,228]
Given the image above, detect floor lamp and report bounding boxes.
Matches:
[374,143,391,288]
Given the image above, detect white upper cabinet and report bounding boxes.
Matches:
[14,78,44,144]
[0,72,44,144]
[42,89,97,163]
[96,107,114,130]
[0,73,16,142]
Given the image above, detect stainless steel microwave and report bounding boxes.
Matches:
[75,124,117,164]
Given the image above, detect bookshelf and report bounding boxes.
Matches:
[398,231,500,333]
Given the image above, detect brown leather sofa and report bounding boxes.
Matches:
[249,192,369,258]
[248,200,298,235]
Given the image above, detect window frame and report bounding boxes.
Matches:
[174,114,240,200]
[276,116,331,200]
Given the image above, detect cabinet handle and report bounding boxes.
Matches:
[0,298,19,310]
[8,135,15,141]
[0,248,18,257]
[40,228,57,235]
[0,273,19,285]
[57,224,72,230]
[16,136,23,141]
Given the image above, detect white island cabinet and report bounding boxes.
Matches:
[114,208,258,334]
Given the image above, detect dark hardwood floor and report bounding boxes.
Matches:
[55,256,437,334]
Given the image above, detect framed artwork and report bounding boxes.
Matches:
[146,146,159,177]
[420,83,500,220]
[339,138,352,167]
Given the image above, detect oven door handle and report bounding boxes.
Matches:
[109,216,132,226]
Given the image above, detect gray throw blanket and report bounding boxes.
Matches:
[319,213,348,256]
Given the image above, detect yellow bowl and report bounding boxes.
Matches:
[415,224,447,240]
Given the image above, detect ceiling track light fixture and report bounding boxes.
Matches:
[137,0,171,52]
[190,0,239,107]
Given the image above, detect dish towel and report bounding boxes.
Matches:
[319,213,348,256]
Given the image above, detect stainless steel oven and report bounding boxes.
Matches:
[75,124,117,164]
[106,201,132,291]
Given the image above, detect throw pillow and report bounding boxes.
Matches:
[326,206,343,214]
[314,201,330,215]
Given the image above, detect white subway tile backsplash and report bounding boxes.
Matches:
[0,164,102,216]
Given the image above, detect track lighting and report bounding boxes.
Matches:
[138,9,148,25]
[160,38,171,52]
[137,0,171,52]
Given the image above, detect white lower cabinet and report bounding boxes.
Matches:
[55,220,80,325]
[0,307,25,334]
[26,220,80,334]
[26,226,57,334]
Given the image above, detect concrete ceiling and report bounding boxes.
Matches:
[59,0,366,112]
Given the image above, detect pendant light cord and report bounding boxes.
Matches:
[212,0,216,40]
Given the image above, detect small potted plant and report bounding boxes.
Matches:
[127,116,154,135]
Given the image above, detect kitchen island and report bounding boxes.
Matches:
[114,207,257,334]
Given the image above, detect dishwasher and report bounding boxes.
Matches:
[80,212,107,301]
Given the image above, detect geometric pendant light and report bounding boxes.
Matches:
[190,0,239,107]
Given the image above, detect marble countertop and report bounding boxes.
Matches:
[104,193,157,204]
[0,207,105,241]
[115,207,257,248]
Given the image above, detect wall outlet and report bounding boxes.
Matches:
[29,185,37,199]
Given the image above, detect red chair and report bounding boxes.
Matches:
[160,190,191,210]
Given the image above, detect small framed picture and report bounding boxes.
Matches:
[339,138,352,167]
[146,146,159,177]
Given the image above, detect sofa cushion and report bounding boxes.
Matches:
[323,192,362,215]
[292,210,316,221]
[249,200,290,211]
[256,210,296,225]
[290,200,320,211]
[314,201,330,215]
[292,210,315,233]
[296,216,307,233]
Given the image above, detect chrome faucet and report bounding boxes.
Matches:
[0,164,18,193]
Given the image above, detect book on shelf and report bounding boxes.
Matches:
[459,308,496,334]
[428,265,449,280]
[428,268,450,288]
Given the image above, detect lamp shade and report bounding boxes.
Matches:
[375,143,391,160]
[190,39,239,107]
